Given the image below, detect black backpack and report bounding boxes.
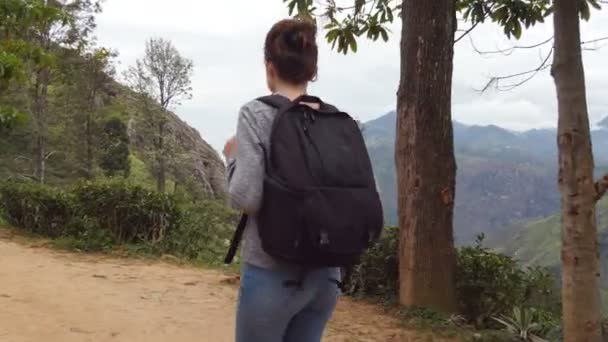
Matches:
[225,95,383,268]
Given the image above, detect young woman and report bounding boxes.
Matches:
[223,19,341,342]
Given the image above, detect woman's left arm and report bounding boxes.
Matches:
[226,104,265,214]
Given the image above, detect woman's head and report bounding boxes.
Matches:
[264,18,318,92]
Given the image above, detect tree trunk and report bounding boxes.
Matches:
[33,67,49,184]
[157,121,166,193]
[396,0,457,312]
[552,1,602,341]
[85,110,93,179]
[85,89,96,179]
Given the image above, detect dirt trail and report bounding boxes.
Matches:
[0,233,447,342]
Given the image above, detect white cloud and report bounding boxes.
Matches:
[95,0,608,151]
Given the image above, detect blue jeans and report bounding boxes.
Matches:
[235,263,341,342]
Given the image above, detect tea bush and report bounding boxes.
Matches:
[456,235,528,327]
[347,229,560,329]
[0,179,237,265]
[347,225,399,301]
[164,200,238,264]
[71,179,180,244]
[55,216,116,252]
[0,181,72,238]
[457,235,561,327]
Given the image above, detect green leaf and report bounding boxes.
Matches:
[354,0,366,15]
[337,36,345,54]
[387,6,394,22]
[286,0,297,15]
[380,28,389,42]
[490,6,508,22]
[325,29,340,43]
[580,0,591,21]
[588,0,602,10]
[347,31,358,53]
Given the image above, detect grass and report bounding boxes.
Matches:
[0,223,240,273]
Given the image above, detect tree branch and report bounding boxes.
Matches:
[480,47,554,92]
[334,0,375,12]
[470,35,608,56]
[594,174,608,202]
[580,36,608,51]
[454,21,482,44]
[470,35,554,56]
[476,34,606,92]
[44,150,59,162]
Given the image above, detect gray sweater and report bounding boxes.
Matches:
[225,98,286,270]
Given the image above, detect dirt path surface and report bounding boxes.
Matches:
[0,234,447,342]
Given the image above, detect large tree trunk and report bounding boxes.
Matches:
[552,1,602,341]
[396,0,457,312]
[33,67,50,184]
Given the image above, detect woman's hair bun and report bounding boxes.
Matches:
[264,18,318,84]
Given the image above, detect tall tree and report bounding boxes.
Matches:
[552,0,603,340]
[100,117,130,177]
[19,0,101,183]
[0,0,39,133]
[285,0,550,312]
[395,0,457,311]
[74,47,115,178]
[126,37,193,193]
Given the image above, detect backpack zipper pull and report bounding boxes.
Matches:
[303,114,309,133]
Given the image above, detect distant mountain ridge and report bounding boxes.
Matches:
[489,198,608,310]
[363,111,608,243]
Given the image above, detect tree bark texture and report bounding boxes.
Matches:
[396,0,457,312]
[552,1,602,341]
[85,90,95,180]
[33,67,49,184]
[157,121,166,193]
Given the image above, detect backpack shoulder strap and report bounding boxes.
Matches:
[257,95,339,113]
[256,95,292,110]
[224,214,248,264]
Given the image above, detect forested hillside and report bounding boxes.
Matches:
[0,0,225,199]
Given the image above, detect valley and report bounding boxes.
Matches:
[364,111,608,243]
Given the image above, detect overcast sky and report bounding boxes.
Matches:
[95,0,608,152]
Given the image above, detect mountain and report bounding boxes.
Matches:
[490,199,608,310]
[364,112,608,244]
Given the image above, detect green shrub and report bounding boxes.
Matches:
[54,216,115,252]
[523,266,561,314]
[347,230,559,329]
[456,234,529,327]
[347,225,399,301]
[71,179,179,244]
[164,200,238,264]
[99,117,131,177]
[0,181,72,237]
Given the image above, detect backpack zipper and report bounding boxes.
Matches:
[302,110,326,185]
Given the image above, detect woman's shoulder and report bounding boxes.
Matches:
[239,97,276,116]
[236,98,277,136]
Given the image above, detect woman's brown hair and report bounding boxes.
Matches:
[264,18,318,84]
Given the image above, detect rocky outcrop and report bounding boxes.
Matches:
[119,84,226,199]
[166,112,226,198]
